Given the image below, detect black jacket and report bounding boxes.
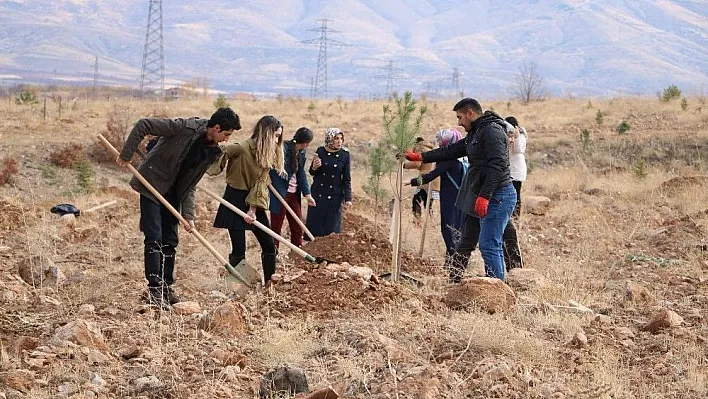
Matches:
[421,111,512,216]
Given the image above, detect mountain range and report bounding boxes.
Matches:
[0,0,706,98]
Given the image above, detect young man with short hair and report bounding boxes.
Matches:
[404,98,516,281]
[117,107,241,307]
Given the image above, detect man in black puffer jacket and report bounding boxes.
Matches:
[404,98,517,282]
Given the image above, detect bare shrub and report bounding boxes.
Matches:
[0,157,19,185]
[49,143,85,167]
[88,105,136,163]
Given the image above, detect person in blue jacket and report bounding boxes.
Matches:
[407,128,466,266]
[305,128,353,237]
[269,127,316,249]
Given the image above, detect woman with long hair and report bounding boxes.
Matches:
[209,115,285,286]
[504,116,527,217]
[269,127,316,249]
[305,127,352,237]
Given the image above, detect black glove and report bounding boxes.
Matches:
[410,177,422,187]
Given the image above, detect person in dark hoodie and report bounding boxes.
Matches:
[406,127,465,262]
[269,127,317,249]
[403,98,516,282]
[117,108,241,308]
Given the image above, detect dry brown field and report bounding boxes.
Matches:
[0,92,706,398]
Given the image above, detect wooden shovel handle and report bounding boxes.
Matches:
[267,183,315,241]
[96,134,254,287]
[198,186,317,263]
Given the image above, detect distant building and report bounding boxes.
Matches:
[164,87,181,100]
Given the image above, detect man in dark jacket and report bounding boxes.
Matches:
[117,107,241,308]
[404,98,516,282]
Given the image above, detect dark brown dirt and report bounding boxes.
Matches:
[658,176,708,191]
[293,213,439,275]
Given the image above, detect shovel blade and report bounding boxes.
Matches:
[223,260,261,292]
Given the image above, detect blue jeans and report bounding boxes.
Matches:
[479,184,517,280]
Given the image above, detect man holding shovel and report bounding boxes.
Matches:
[116,108,241,308]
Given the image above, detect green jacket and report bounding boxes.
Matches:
[119,117,222,220]
[207,138,271,210]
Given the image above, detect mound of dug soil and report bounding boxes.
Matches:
[659,176,708,191]
[270,263,415,318]
[293,213,438,275]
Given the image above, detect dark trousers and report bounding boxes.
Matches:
[412,189,433,218]
[270,192,304,249]
[227,211,277,283]
[140,194,179,288]
[446,208,523,283]
[512,180,522,217]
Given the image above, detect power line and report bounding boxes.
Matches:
[374,60,404,97]
[301,19,349,98]
[139,0,165,96]
[451,67,460,94]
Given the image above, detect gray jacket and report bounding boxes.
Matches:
[119,117,221,220]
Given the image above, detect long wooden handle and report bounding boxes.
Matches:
[267,183,315,242]
[418,182,432,257]
[96,134,254,287]
[198,186,317,263]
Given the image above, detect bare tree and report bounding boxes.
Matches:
[515,61,546,104]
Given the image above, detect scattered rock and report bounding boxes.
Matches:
[210,349,247,368]
[346,265,374,281]
[259,365,309,399]
[11,336,40,356]
[443,277,516,314]
[50,319,108,353]
[298,384,344,399]
[570,331,588,347]
[625,281,655,304]
[198,301,247,336]
[77,304,95,315]
[16,255,66,287]
[0,369,35,393]
[523,195,552,215]
[642,308,684,334]
[506,268,549,291]
[133,375,164,393]
[119,345,141,360]
[171,301,201,315]
[614,327,635,340]
[86,349,111,364]
[593,314,612,325]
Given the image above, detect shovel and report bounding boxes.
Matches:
[198,186,336,264]
[267,183,315,242]
[97,134,259,290]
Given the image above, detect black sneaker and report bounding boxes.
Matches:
[163,286,182,305]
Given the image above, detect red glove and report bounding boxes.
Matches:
[404,150,422,162]
[475,196,489,218]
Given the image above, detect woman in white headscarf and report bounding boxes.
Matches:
[305,128,353,237]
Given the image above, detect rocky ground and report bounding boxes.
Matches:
[0,97,706,398]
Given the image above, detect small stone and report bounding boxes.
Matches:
[210,349,247,368]
[133,376,164,393]
[16,255,66,287]
[50,319,108,352]
[86,349,111,364]
[119,345,141,360]
[171,301,201,315]
[523,195,552,215]
[614,327,635,340]
[259,365,308,399]
[625,281,655,304]
[11,336,40,356]
[0,369,35,393]
[642,308,684,334]
[593,314,612,324]
[77,304,95,315]
[570,331,588,347]
[346,266,374,281]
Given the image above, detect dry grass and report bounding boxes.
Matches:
[0,91,706,398]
